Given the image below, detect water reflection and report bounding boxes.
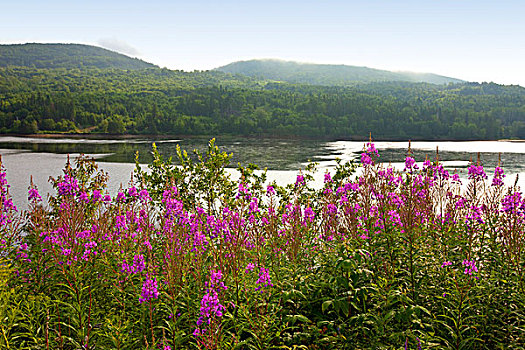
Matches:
[1,136,524,172]
[327,140,525,176]
[0,136,334,171]
[1,136,524,210]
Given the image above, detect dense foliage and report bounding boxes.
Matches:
[1,140,525,349]
[1,43,525,139]
[217,59,464,85]
[1,65,525,138]
[0,43,155,70]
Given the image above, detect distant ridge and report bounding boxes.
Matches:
[0,43,156,70]
[216,59,464,85]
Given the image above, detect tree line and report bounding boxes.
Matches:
[1,66,525,139]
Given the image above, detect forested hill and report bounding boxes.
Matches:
[216,59,464,86]
[0,43,156,70]
[1,43,525,139]
[1,64,525,139]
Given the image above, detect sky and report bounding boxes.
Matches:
[1,0,524,86]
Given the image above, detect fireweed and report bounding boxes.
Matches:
[0,144,524,349]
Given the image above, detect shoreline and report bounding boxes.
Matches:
[0,133,524,143]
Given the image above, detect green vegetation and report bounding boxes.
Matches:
[1,141,525,349]
[216,59,464,85]
[1,43,525,139]
[0,43,155,70]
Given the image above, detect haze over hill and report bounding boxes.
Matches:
[0,43,156,70]
[0,43,465,86]
[1,43,525,140]
[216,59,464,86]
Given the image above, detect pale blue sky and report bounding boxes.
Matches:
[1,0,524,85]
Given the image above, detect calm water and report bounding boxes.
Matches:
[1,136,524,210]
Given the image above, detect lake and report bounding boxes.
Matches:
[1,135,524,210]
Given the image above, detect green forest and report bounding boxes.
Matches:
[216,59,464,85]
[1,44,525,139]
